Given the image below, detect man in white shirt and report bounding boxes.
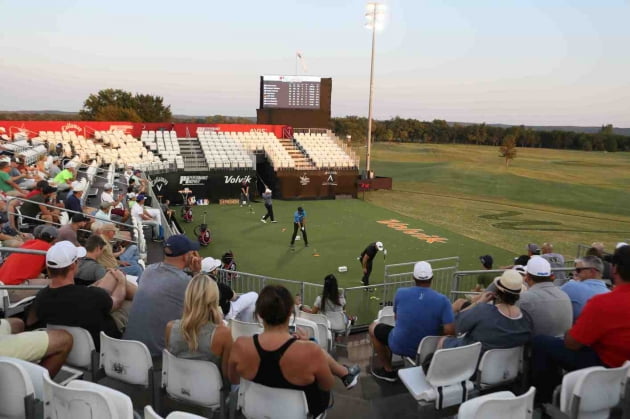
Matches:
[131,194,162,241]
[100,183,129,222]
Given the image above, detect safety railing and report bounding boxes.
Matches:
[383,257,460,301]
[145,174,174,240]
[0,246,49,317]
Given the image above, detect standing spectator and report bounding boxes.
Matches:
[75,234,108,285]
[260,188,276,223]
[541,242,567,286]
[56,213,89,246]
[27,241,135,348]
[369,261,455,382]
[165,274,233,387]
[532,245,630,403]
[561,255,609,322]
[123,234,201,356]
[0,317,72,378]
[289,206,308,249]
[358,241,383,286]
[518,256,572,336]
[0,225,58,300]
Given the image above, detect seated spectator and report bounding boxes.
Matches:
[124,234,201,356]
[56,213,89,246]
[218,250,237,283]
[18,185,60,225]
[75,235,108,285]
[532,245,630,403]
[0,317,72,378]
[100,183,129,222]
[587,243,612,280]
[94,201,112,222]
[27,241,136,348]
[165,274,233,387]
[541,242,567,286]
[51,162,75,192]
[97,222,143,277]
[9,157,36,190]
[47,156,61,179]
[301,274,357,324]
[527,243,541,257]
[64,181,85,214]
[160,199,174,222]
[0,160,26,197]
[561,255,610,322]
[369,261,455,382]
[131,194,162,241]
[441,270,532,352]
[202,257,257,322]
[0,225,58,301]
[475,254,494,290]
[518,256,572,336]
[228,285,360,417]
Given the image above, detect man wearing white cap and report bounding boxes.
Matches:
[101,183,129,222]
[52,162,75,192]
[27,241,135,348]
[359,241,384,286]
[369,261,455,382]
[64,180,86,214]
[202,257,258,322]
[518,256,572,336]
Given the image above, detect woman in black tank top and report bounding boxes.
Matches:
[228,285,360,417]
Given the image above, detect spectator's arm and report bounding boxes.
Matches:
[564,333,584,351]
[228,338,244,384]
[442,323,456,336]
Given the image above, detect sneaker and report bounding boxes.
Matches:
[342,364,361,389]
[260,218,267,223]
[371,367,398,383]
[349,316,358,325]
[271,220,278,223]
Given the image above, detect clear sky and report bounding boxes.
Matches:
[1,0,628,126]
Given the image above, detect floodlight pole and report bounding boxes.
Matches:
[365,3,379,177]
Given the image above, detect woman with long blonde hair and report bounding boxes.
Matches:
[165,274,232,383]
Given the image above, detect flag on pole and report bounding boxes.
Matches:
[296,51,302,59]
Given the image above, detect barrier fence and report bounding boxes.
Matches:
[383,257,460,303]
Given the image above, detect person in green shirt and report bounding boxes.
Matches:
[52,165,75,191]
[0,161,26,196]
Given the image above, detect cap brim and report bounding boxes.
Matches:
[187,238,201,251]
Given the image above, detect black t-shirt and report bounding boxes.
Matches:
[21,193,45,218]
[218,282,235,316]
[33,284,119,348]
[361,243,378,261]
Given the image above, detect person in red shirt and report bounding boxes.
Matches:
[531,244,630,403]
[0,225,58,301]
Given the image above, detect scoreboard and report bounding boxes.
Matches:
[261,75,321,110]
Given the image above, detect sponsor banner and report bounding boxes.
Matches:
[150,170,257,204]
[275,169,359,199]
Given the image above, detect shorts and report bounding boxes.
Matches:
[373,323,394,346]
[0,319,49,362]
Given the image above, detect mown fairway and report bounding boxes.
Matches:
[177,143,630,291]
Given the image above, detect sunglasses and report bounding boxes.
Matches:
[574,267,593,273]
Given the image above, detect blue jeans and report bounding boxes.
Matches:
[119,245,143,277]
[531,334,604,403]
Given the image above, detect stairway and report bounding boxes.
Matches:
[178,138,207,170]
[278,138,316,170]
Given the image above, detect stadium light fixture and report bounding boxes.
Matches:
[364,2,386,177]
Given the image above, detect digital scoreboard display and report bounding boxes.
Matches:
[262,75,321,109]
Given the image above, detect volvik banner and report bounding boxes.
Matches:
[149,171,257,204]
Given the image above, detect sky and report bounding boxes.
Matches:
[1,0,629,127]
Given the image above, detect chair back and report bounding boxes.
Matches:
[0,358,37,418]
[297,311,331,351]
[477,346,523,389]
[66,380,134,419]
[294,317,321,343]
[416,336,442,365]
[47,324,96,369]
[99,332,153,386]
[561,363,630,419]
[458,386,536,419]
[230,319,263,341]
[324,311,348,332]
[144,405,162,419]
[427,342,482,388]
[161,349,223,409]
[42,372,117,419]
[378,305,394,318]
[238,379,309,419]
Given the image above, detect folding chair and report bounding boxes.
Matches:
[297,311,332,352]
[0,356,46,419]
[229,319,263,341]
[144,405,207,419]
[476,346,524,391]
[47,324,98,380]
[458,386,536,419]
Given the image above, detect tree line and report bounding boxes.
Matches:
[332,116,630,152]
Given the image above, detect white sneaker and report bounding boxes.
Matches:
[260,218,267,224]
[271,220,278,223]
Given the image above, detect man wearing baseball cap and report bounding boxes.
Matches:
[123,234,202,355]
[359,241,384,286]
[56,213,89,246]
[28,241,133,348]
[101,183,129,222]
[131,193,163,241]
[369,261,455,382]
[518,256,572,336]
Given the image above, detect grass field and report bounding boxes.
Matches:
[177,143,630,292]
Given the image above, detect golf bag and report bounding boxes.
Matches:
[193,212,212,246]
[181,205,193,223]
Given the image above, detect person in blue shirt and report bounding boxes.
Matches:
[290,206,308,248]
[561,255,610,322]
[369,261,455,382]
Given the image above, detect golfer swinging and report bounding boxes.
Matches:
[359,241,384,286]
[290,206,308,249]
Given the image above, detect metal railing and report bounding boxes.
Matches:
[383,257,460,302]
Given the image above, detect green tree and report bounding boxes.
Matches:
[134,94,172,122]
[499,135,517,167]
[79,88,171,122]
[93,105,141,122]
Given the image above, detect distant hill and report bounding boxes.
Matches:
[452,122,630,137]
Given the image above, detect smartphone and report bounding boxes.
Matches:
[288,325,296,334]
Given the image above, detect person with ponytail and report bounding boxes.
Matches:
[165,274,233,386]
[301,274,357,324]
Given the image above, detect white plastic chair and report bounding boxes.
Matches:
[229,319,263,341]
[161,349,225,417]
[0,280,36,317]
[398,342,482,410]
[298,312,332,352]
[236,378,325,419]
[47,324,98,377]
[324,311,350,350]
[405,335,442,367]
[476,346,524,390]
[66,380,134,419]
[144,405,206,419]
[295,317,321,344]
[458,386,536,419]
[42,372,119,419]
[99,332,159,410]
[0,356,46,419]
[549,363,630,419]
